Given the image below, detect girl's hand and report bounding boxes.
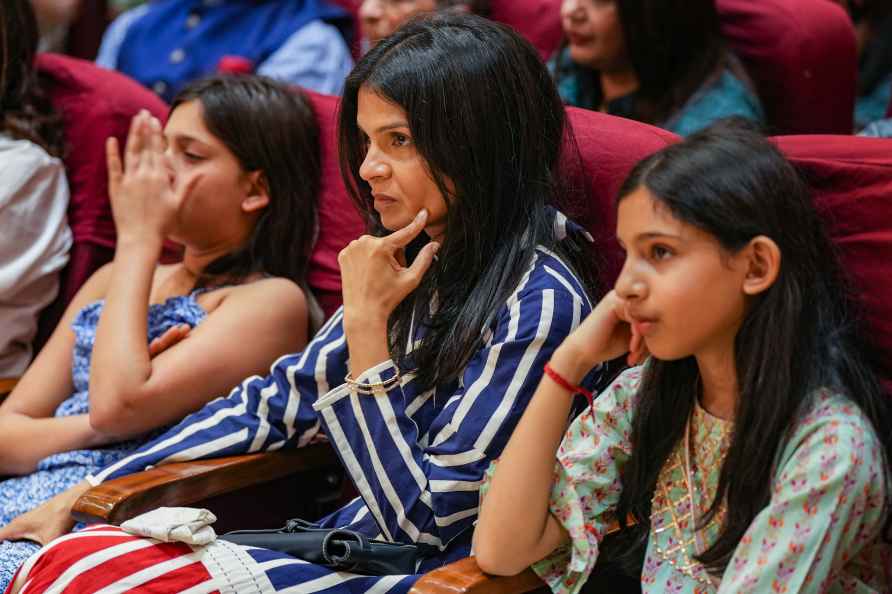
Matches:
[148,324,191,358]
[551,290,648,381]
[0,480,90,545]
[106,110,199,244]
[338,209,440,328]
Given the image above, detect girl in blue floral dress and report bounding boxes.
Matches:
[0,71,324,589]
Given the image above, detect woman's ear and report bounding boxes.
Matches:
[241,171,270,213]
[742,235,781,296]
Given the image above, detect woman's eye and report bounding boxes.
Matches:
[392,133,410,147]
[183,152,204,162]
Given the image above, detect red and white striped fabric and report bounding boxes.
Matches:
[5,525,230,594]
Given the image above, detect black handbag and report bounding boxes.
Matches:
[220,519,420,576]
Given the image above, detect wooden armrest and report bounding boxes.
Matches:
[410,558,546,594]
[72,444,339,525]
[410,515,635,594]
[0,377,18,396]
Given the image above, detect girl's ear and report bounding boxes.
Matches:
[742,235,781,296]
[241,171,270,213]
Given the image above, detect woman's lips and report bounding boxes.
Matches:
[372,193,398,207]
[566,32,595,46]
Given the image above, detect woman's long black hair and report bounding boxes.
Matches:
[338,13,599,391]
[613,122,892,575]
[0,0,64,157]
[556,0,742,126]
[171,75,320,289]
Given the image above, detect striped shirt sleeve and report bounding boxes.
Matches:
[312,281,591,550]
[89,310,350,484]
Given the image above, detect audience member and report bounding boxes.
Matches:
[553,0,764,135]
[0,0,71,380]
[359,0,488,50]
[3,14,606,593]
[476,123,891,592]
[0,74,324,590]
[96,0,355,101]
[847,0,892,130]
[29,0,81,51]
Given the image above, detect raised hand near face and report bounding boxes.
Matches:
[105,110,201,245]
[338,209,440,326]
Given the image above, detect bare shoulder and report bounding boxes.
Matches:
[211,277,307,321]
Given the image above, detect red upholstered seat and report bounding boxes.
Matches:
[488,0,563,60]
[35,53,170,348]
[559,112,892,389]
[301,90,366,318]
[717,0,856,135]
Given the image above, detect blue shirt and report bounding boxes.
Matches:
[551,48,765,136]
[96,0,354,99]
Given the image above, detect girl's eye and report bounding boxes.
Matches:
[651,245,673,260]
[183,152,205,162]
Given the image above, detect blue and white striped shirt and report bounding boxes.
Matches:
[89,246,599,570]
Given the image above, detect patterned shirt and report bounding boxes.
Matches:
[527,366,891,593]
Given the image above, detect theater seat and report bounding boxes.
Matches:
[301,90,367,318]
[716,0,856,135]
[34,53,170,350]
[488,0,563,60]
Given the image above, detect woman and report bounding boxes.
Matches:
[0,0,71,382]
[476,123,892,592]
[4,13,603,594]
[553,0,764,136]
[0,74,322,589]
[358,0,489,50]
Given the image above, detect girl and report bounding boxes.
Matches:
[0,0,71,381]
[3,13,604,594]
[0,74,322,590]
[554,0,764,136]
[475,123,892,592]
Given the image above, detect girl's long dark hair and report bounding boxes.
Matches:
[0,0,64,157]
[339,13,599,391]
[171,75,320,289]
[614,122,892,575]
[556,0,737,126]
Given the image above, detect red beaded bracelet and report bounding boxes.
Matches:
[544,362,595,411]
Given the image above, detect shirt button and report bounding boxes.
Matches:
[152,81,168,95]
[186,13,200,29]
[170,48,186,64]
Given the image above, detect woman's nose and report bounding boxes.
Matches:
[358,146,389,182]
[614,260,647,301]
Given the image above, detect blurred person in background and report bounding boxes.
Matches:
[96,0,355,101]
[359,0,489,51]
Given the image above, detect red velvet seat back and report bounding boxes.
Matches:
[488,0,563,60]
[560,111,892,388]
[716,0,856,135]
[35,53,170,349]
[302,91,366,318]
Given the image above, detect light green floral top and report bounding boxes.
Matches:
[492,366,892,593]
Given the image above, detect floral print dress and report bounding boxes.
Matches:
[526,366,892,593]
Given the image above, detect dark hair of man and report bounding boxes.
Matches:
[0,0,64,157]
[556,0,735,126]
[171,75,321,290]
[613,121,892,575]
[338,13,599,391]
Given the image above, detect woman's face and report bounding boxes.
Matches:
[360,0,438,47]
[356,86,449,241]
[614,187,750,362]
[162,99,260,245]
[560,0,628,71]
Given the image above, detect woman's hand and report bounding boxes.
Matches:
[550,290,648,383]
[0,480,91,545]
[105,110,199,245]
[148,324,191,358]
[338,209,440,328]
[338,209,439,376]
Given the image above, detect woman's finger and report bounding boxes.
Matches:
[149,324,190,358]
[147,117,164,171]
[384,209,429,249]
[124,110,147,171]
[403,241,440,287]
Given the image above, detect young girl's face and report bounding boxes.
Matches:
[356,86,449,241]
[560,0,628,71]
[163,99,260,245]
[614,186,751,361]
